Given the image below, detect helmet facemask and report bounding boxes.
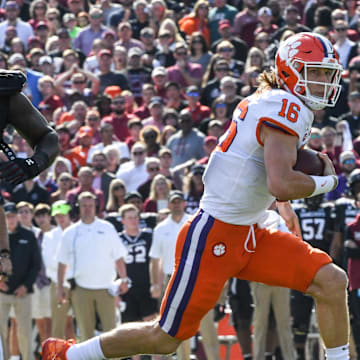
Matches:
[289,59,342,111]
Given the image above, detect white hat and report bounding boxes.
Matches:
[258,7,272,17]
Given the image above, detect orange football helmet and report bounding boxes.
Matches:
[275,32,342,110]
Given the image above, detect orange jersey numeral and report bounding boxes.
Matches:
[219,99,249,152]
[278,98,300,123]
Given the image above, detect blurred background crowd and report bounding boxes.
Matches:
[2,0,360,359]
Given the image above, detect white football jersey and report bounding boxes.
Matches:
[200,88,314,225]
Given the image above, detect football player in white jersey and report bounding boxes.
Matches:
[42,33,350,360]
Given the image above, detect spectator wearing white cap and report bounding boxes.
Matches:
[127,47,152,103]
[255,7,278,36]
[151,66,168,100]
[63,13,81,39]
[39,55,55,77]
[0,1,34,50]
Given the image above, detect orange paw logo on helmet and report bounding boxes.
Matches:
[213,243,226,257]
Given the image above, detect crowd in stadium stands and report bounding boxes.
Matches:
[3,0,360,359]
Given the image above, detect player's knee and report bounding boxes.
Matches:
[314,265,348,300]
[152,339,180,355]
[148,324,181,355]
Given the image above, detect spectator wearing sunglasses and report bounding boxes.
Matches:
[138,157,162,201]
[200,59,230,107]
[116,142,149,192]
[188,32,212,73]
[216,40,244,78]
[333,20,357,70]
[184,85,210,126]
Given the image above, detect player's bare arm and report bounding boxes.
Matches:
[262,125,316,200]
[0,91,60,185]
[9,92,59,162]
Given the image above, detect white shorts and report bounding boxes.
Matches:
[32,285,51,319]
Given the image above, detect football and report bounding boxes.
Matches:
[293,148,324,176]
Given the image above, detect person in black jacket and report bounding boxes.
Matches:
[0,202,42,360]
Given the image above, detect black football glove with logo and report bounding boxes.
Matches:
[0,142,49,185]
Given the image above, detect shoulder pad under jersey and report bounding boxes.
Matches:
[0,70,26,96]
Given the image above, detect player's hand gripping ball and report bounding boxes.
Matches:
[293,148,325,176]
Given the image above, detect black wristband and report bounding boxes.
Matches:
[0,248,10,258]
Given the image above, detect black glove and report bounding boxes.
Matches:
[0,141,49,185]
[0,157,41,185]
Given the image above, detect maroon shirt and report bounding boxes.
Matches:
[102,113,133,141]
[322,146,343,175]
[347,213,360,290]
[133,105,150,120]
[167,62,203,88]
[186,103,211,126]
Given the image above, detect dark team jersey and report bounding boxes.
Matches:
[345,213,360,290]
[333,197,360,234]
[106,212,157,233]
[119,228,153,293]
[293,202,335,252]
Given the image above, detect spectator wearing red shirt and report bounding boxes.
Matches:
[152,67,168,101]
[66,166,105,218]
[184,85,210,126]
[56,125,73,156]
[102,94,134,141]
[64,126,93,176]
[125,118,143,151]
[166,42,203,88]
[233,0,259,48]
[198,136,218,165]
[133,84,155,120]
[37,75,64,123]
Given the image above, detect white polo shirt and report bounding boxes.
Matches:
[57,218,127,289]
[149,213,190,275]
[42,226,73,285]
